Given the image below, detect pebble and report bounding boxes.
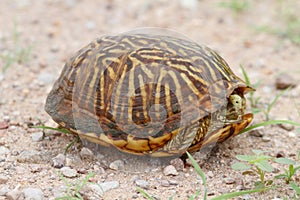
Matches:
[109,159,125,170]
[223,177,236,184]
[6,189,21,200]
[60,166,77,178]
[163,165,179,176]
[52,154,66,168]
[275,73,296,90]
[262,136,271,142]
[0,146,9,155]
[85,21,96,30]
[179,0,198,9]
[99,181,119,193]
[17,150,43,163]
[249,129,263,137]
[3,116,10,122]
[288,132,296,138]
[170,158,184,171]
[276,151,285,158]
[81,180,119,198]
[206,171,214,178]
[31,131,44,142]
[161,180,170,187]
[0,175,8,184]
[0,121,9,130]
[0,185,10,196]
[278,123,294,131]
[21,188,44,200]
[37,72,56,85]
[169,179,178,185]
[135,179,150,189]
[80,147,94,160]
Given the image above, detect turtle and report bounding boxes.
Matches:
[45,32,254,157]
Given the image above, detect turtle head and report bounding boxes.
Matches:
[225,94,246,123]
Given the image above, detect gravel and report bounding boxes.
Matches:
[80,147,94,160]
[0,146,9,155]
[0,175,9,184]
[135,179,150,189]
[60,166,77,178]
[163,165,179,176]
[17,150,44,163]
[109,159,125,170]
[31,131,44,142]
[21,188,44,200]
[52,153,66,168]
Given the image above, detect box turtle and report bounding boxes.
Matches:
[45,32,254,157]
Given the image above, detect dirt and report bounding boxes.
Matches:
[0,0,300,199]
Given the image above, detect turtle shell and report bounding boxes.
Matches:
[45,33,253,156]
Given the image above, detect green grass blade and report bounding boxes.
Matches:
[240,65,251,85]
[186,152,206,185]
[211,187,274,200]
[136,188,155,200]
[240,120,300,134]
[32,125,72,134]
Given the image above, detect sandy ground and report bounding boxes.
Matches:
[0,0,300,199]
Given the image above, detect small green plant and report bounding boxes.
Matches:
[275,158,300,184]
[219,0,250,15]
[55,171,96,200]
[1,22,32,73]
[232,149,300,197]
[231,149,274,189]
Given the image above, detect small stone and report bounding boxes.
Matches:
[0,185,10,196]
[37,72,56,85]
[52,154,66,168]
[85,21,96,30]
[21,188,44,200]
[135,179,150,189]
[31,132,44,142]
[170,158,184,171]
[3,116,10,122]
[109,160,125,170]
[262,136,271,142]
[99,181,119,193]
[276,151,285,158]
[6,189,21,200]
[206,171,214,178]
[278,123,294,131]
[60,167,77,178]
[0,146,9,155]
[275,73,296,90]
[80,147,94,160]
[161,180,170,187]
[0,121,9,130]
[81,180,119,198]
[223,177,236,184]
[288,132,296,138]
[249,129,263,137]
[0,175,8,184]
[65,157,73,166]
[17,150,43,163]
[169,179,178,185]
[163,165,179,176]
[179,0,198,9]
